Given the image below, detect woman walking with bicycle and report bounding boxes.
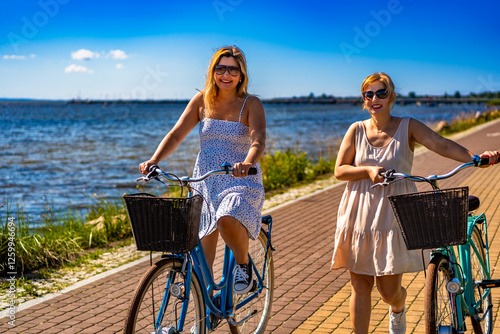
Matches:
[330,72,499,334]
[140,45,266,295]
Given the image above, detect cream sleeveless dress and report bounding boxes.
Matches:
[331,117,427,276]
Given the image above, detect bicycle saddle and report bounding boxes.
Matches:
[468,195,480,211]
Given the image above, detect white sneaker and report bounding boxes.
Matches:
[233,263,253,295]
[389,306,406,334]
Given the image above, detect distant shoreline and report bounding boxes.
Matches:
[0,95,494,106]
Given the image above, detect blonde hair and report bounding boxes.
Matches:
[361,72,396,110]
[203,45,249,112]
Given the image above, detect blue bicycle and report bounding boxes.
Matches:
[123,164,274,333]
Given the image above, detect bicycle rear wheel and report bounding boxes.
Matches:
[231,228,274,334]
[124,258,206,334]
[469,226,492,334]
[425,254,458,334]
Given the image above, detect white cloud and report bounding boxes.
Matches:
[108,49,128,60]
[71,49,100,60]
[3,55,26,60]
[65,64,94,74]
[30,54,36,58]
[116,63,124,69]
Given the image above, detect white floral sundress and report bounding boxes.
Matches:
[193,96,265,240]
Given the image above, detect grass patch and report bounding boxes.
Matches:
[487,99,500,106]
[436,108,500,136]
[0,196,132,277]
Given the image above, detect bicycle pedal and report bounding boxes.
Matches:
[208,313,222,331]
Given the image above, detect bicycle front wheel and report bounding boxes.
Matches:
[469,226,492,334]
[425,254,458,334]
[232,228,274,334]
[124,258,206,334]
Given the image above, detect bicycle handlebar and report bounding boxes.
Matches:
[137,163,258,184]
[372,155,498,188]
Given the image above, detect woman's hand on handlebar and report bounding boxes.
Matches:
[479,150,500,167]
[139,160,158,175]
[232,162,254,178]
[368,166,386,184]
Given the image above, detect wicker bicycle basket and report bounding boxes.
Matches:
[123,193,203,253]
[388,187,469,250]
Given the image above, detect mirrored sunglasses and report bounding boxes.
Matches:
[362,89,389,101]
[214,65,240,77]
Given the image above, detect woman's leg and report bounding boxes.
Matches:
[217,216,253,294]
[376,274,406,313]
[217,215,249,264]
[200,229,219,274]
[350,272,375,334]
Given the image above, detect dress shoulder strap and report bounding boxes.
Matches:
[352,121,364,152]
[238,95,250,122]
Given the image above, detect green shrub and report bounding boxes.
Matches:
[260,150,336,192]
[260,150,309,191]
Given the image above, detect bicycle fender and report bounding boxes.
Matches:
[467,213,486,236]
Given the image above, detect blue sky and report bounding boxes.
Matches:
[1,0,499,100]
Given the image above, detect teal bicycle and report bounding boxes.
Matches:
[376,155,499,334]
[122,163,274,333]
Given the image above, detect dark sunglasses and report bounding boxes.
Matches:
[362,89,389,101]
[214,65,240,77]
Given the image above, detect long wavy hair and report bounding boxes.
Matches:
[203,46,249,113]
[361,72,396,110]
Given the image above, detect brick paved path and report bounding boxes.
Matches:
[1,119,500,333]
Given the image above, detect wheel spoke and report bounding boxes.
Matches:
[231,229,274,334]
[124,259,205,333]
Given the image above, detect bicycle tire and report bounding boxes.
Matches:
[231,228,274,334]
[123,258,206,334]
[425,254,459,334]
[469,226,492,334]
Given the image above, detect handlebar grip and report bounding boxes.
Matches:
[248,167,257,175]
[147,164,160,177]
[479,157,500,166]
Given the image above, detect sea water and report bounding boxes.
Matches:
[0,100,486,223]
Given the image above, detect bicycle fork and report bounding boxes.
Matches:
[156,256,194,333]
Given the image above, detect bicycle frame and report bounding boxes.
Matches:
[155,222,272,332]
[429,213,491,332]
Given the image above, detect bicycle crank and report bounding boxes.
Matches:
[228,310,258,327]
